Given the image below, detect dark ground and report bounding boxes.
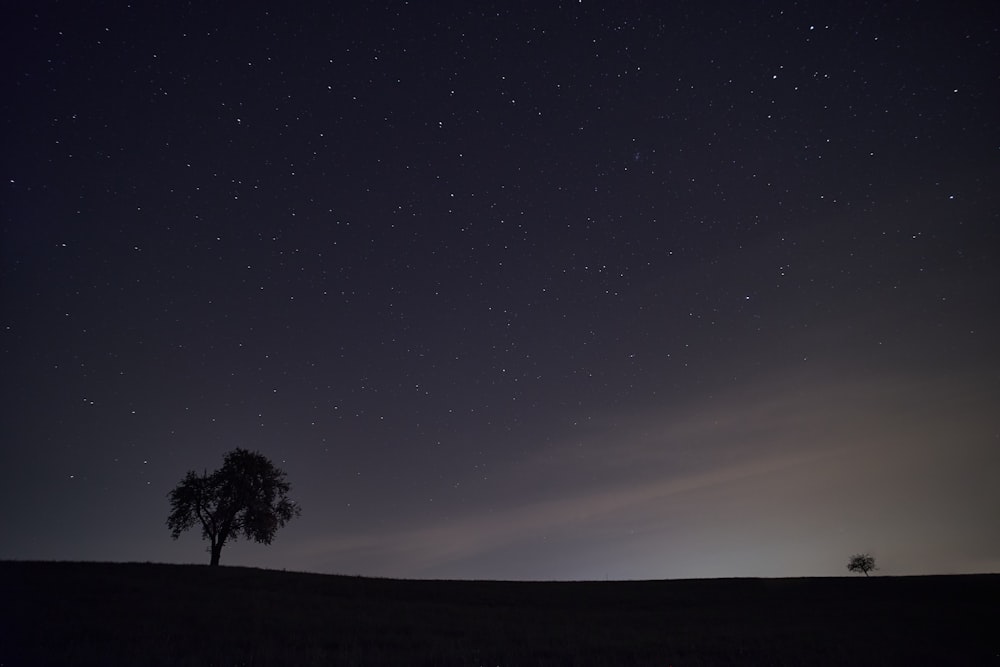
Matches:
[1,561,997,666]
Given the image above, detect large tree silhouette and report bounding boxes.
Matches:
[167,448,301,566]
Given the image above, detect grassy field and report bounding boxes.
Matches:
[1,561,997,665]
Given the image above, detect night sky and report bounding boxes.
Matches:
[3,2,998,581]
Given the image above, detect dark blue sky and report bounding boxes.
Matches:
[3,1,998,579]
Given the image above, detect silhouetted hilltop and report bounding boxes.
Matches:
[2,561,996,665]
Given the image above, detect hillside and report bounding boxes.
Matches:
[2,561,996,665]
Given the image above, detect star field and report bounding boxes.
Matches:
[2,2,998,579]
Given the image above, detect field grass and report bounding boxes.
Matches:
[2,561,997,665]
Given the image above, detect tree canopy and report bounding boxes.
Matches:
[167,448,300,566]
[847,553,877,576]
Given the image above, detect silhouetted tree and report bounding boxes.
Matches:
[167,448,301,566]
[847,552,877,576]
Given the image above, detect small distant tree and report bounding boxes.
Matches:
[847,553,877,576]
[167,448,301,566]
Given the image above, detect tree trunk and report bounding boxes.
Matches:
[209,541,222,567]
